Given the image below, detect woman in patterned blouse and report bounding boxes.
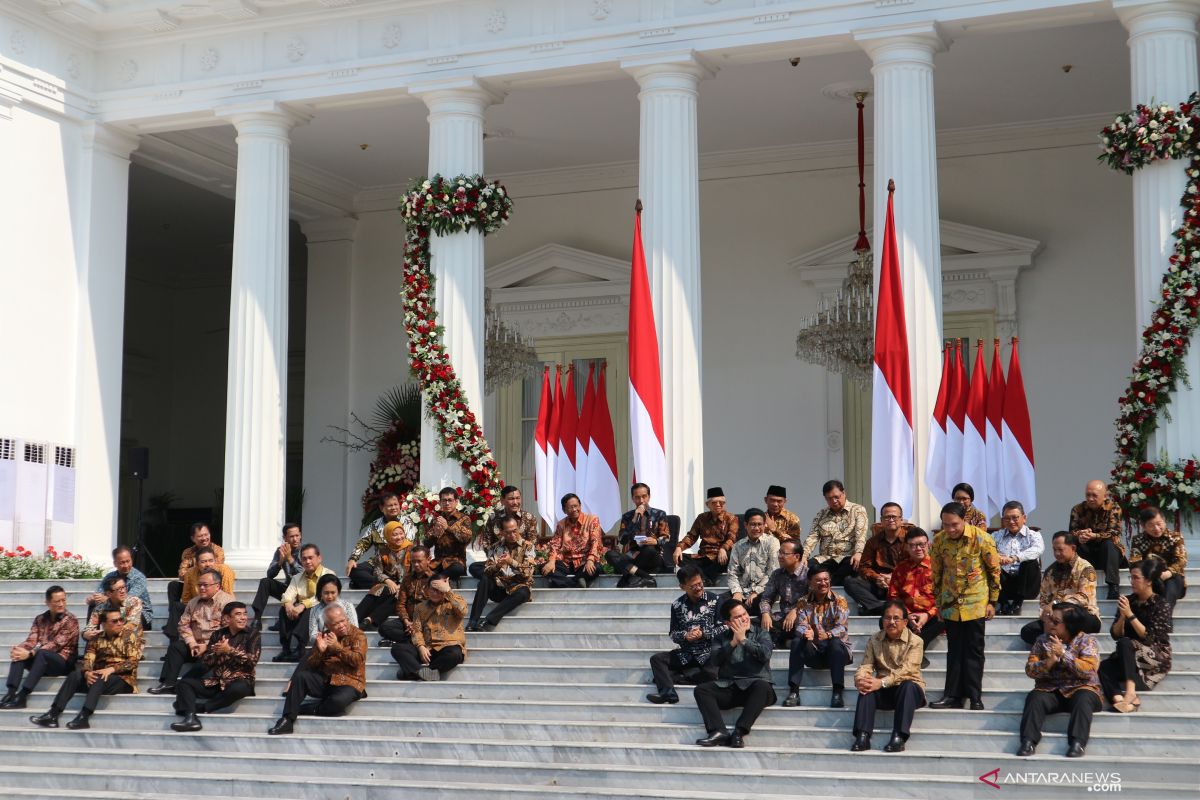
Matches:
[1098,558,1173,713]
[951,483,989,530]
[1018,603,1103,758]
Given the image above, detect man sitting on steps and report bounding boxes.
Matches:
[392,576,468,681]
[467,514,535,632]
[170,600,261,732]
[727,507,780,611]
[646,563,722,705]
[149,568,235,694]
[692,599,776,748]
[607,482,667,587]
[87,546,152,631]
[250,524,304,627]
[2,585,79,710]
[378,546,434,647]
[268,604,367,735]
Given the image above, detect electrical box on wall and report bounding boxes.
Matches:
[0,437,76,554]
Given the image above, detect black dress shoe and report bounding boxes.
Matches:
[850,733,871,752]
[1017,740,1036,757]
[0,692,14,706]
[929,696,963,709]
[883,734,906,753]
[267,717,295,735]
[147,683,176,695]
[1066,741,1086,758]
[830,690,845,709]
[695,730,730,747]
[1,691,28,710]
[1011,602,1023,615]
[726,731,745,748]
[272,652,298,663]
[969,698,986,711]
[782,691,800,708]
[1106,586,1120,601]
[378,639,395,648]
[170,714,202,732]
[29,712,58,728]
[464,620,480,632]
[65,713,91,730]
[920,656,930,669]
[640,575,657,588]
[646,690,679,705]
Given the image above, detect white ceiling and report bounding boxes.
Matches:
[153,19,1130,193]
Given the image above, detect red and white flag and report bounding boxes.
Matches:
[545,366,564,524]
[628,201,670,511]
[585,364,623,530]
[534,366,555,529]
[985,338,1007,517]
[575,364,597,513]
[1002,338,1036,514]
[870,181,914,517]
[945,339,968,496]
[555,365,579,519]
[962,340,990,519]
[925,344,953,505]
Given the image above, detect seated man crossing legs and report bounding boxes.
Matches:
[646,564,722,705]
[268,604,367,735]
[170,601,261,732]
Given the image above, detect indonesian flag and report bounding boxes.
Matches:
[534,366,555,529]
[576,363,597,513]
[925,344,953,505]
[584,364,623,530]
[962,340,990,520]
[985,338,1007,517]
[1002,338,1036,514]
[546,366,564,524]
[555,365,579,519]
[870,181,914,517]
[945,339,967,497]
[628,201,670,511]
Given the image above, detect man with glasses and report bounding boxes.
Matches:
[888,528,943,660]
[844,502,910,616]
[673,487,738,586]
[88,546,153,630]
[149,569,235,694]
[758,540,809,647]
[801,480,869,586]
[992,501,1044,615]
[475,487,539,580]
[425,487,473,582]
[81,575,143,642]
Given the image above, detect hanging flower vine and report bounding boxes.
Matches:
[397,174,514,526]
[1099,95,1200,518]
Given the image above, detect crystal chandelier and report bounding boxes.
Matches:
[795,91,875,390]
[484,289,541,394]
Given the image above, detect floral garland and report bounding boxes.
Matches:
[397,174,514,526]
[1100,95,1200,518]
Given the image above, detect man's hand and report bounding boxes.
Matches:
[286,603,302,621]
[430,576,452,594]
[1076,529,1094,543]
[189,642,207,659]
[673,548,683,567]
[84,670,99,686]
[760,613,773,632]
[850,553,862,570]
[729,614,750,645]
[384,579,399,595]
[583,559,597,576]
[643,535,658,547]
[984,603,996,621]
[345,559,357,576]
[856,675,882,694]
[315,631,331,653]
[213,638,233,655]
[684,626,703,642]
[1162,569,1174,580]
[875,575,890,590]
[731,592,744,603]
[803,626,815,641]
[910,612,928,632]
[717,548,729,566]
[279,542,292,561]
[783,609,798,633]
[541,560,555,576]
[10,646,29,662]
[86,592,106,606]
[418,645,431,664]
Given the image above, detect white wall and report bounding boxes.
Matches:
[322,136,1132,537]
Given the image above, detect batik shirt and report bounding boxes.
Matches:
[348,516,404,562]
[794,591,852,658]
[480,509,540,552]
[483,538,536,596]
[679,511,738,562]
[96,568,152,627]
[83,596,144,640]
[551,513,605,565]
[992,525,1044,574]
[617,507,670,554]
[727,535,781,597]
[1130,530,1188,589]
[19,610,79,661]
[394,567,434,625]
[200,625,261,690]
[1069,498,1126,558]
[929,525,1001,622]
[764,508,803,543]
[1026,632,1101,698]
[81,629,143,691]
[803,502,869,562]
[306,625,368,695]
[669,591,723,667]
[889,557,938,617]
[411,592,469,656]
[425,510,473,570]
[1038,557,1099,617]
[857,524,911,583]
[176,544,226,581]
[758,564,809,620]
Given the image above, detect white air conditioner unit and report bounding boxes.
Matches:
[0,438,76,555]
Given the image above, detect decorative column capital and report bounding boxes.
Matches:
[854,22,952,65]
[1114,0,1200,34]
[621,51,718,90]
[301,216,358,244]
[408,76,505,115]
[81,121,140,160]
[216,100,310,138]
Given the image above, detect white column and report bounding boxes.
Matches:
[856,25,950,528]
[1116,0,1200,459]
[215,103,304,571]
[72,122,139,563]
[300,217,357,561]
[409,78,502,490]
[622,53,715,524]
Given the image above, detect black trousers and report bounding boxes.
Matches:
[649,650,718,693]
[173,677,253,715]
[843,575,889,612]
[547,559,599,588]
[356,591,395,627]
[164,601,185,641]
[853,681,926,738]
[378,617,414,644]
[1020,612,1101,645]
[6,650,73,693]
[348,563,377,590]
[49,670,131,714]
[943,618,986,701]
[1098,638,1150,699]
[1161,575,1187,606]
[807,557,855,586]
[1077,539,1123,588]
[468,561,487,581]
[392,643,465,679]
[999,561,1042,604]
[469,583,530,626]
[607,546,664,576]
[435,562,467,581]
[278,607,312,654]
[788,638,850,689]
[1020,689,1101,745]
[910,617,946,650]
[680,555,725,586]
[251,577,288,618]
[694,680,777,735]
[281,667,363,720]
[161,639,200,685]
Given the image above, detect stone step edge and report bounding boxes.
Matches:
[0,743,1189,788]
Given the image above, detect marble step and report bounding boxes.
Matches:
[0,744,1190,798]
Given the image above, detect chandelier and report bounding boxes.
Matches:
[795,90,875,390]
[484,289,541,394]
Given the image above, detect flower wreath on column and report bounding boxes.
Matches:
[1100,95,1200,519]
[396,174,514,528]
